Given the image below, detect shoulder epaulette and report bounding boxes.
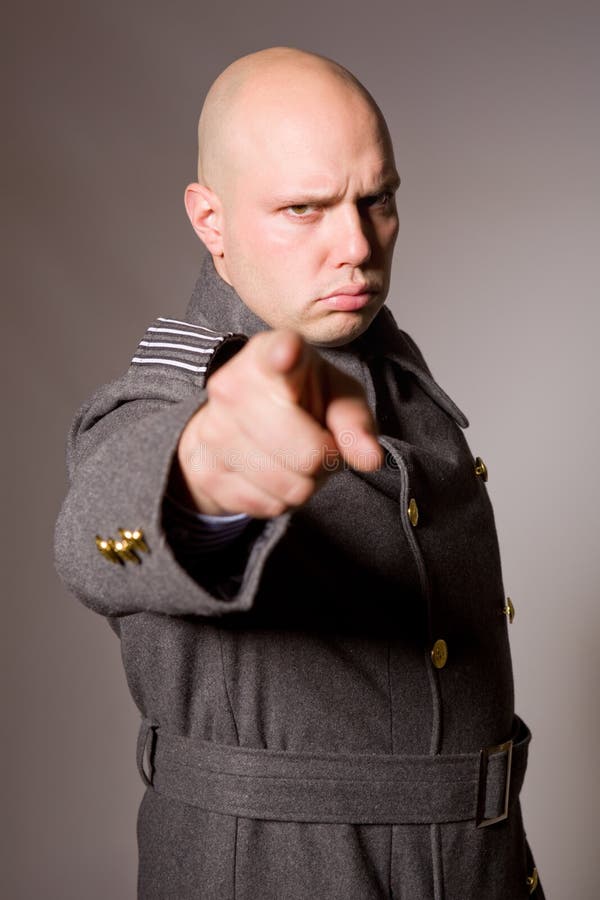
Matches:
[130,316,234,376]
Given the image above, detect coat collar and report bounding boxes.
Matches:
[186,253,271,340]
[185,253,468,428]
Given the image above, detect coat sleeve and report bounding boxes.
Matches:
[53,330,291,619]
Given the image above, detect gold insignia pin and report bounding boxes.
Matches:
[118,528,149,554]
[95,536,122,565]
[96,528,149,565]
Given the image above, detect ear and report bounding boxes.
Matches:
[184,183,225,256]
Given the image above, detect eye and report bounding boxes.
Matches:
[358,191,396,217]
[366,191,393,207]
[286,204,314,216]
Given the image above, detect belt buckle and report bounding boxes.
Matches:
[475,738,513,828]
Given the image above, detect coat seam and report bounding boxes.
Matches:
[431,822,445,900]
[389,824,394,899]
[387,641,394,755]
[387,643,394,899]
[232,815,239,900]
[218,631,241,745]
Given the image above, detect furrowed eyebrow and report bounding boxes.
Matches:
[273,190,341,206]
[362,174,401,197]
[273,174,401,207]
[379,174,401,193]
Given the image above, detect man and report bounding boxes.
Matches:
[55,47,544,898]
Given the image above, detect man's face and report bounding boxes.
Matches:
[214,83,400,347]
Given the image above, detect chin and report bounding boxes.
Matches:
[305,311,375,349]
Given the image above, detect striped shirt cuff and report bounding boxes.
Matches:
[163,493,253,552]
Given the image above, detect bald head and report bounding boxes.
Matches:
[185,47,399,347]
[196,47,389,197]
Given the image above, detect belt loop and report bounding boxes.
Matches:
[136,718,158,788]
[475,739,513,827]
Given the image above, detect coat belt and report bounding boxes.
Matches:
[136,715,530,826]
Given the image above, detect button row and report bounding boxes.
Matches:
[412,454,509,674]
[407,454,488,530]
[430,598,514,672]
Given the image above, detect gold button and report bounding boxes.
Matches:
[502,597,515,624]
[474,456,488,482]
[526,867,538,893]
[407,498,419,527]
[431,639,448,669]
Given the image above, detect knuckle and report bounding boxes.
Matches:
[305,447,331,478]
[200,473,241,512]
[248,330,275,358]
[244,492,287,519]
[321,446,341,473]
[297,451,321,478]
[283,477,315,508]
[206,368,234,402]
[179,429,207,473]
[191,409,221,448]
[265,498,288,518]
[188,458,220,494]
[282,440,322,477]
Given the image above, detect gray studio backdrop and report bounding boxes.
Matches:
[5,1,599,897]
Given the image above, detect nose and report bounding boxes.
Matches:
[329,204,372,268]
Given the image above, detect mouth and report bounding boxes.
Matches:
[318,284,379,312]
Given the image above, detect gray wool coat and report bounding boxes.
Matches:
[54,255,545,899]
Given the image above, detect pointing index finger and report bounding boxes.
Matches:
[327,396,384,471]
[321,365,384,471]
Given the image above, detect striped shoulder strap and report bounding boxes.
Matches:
[130,315,238,377]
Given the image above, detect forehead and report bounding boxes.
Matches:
[231,81,396,195]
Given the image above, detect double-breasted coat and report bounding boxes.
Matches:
[54,255,544,898]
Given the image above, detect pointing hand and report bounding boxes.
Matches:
[174,329,384,517]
